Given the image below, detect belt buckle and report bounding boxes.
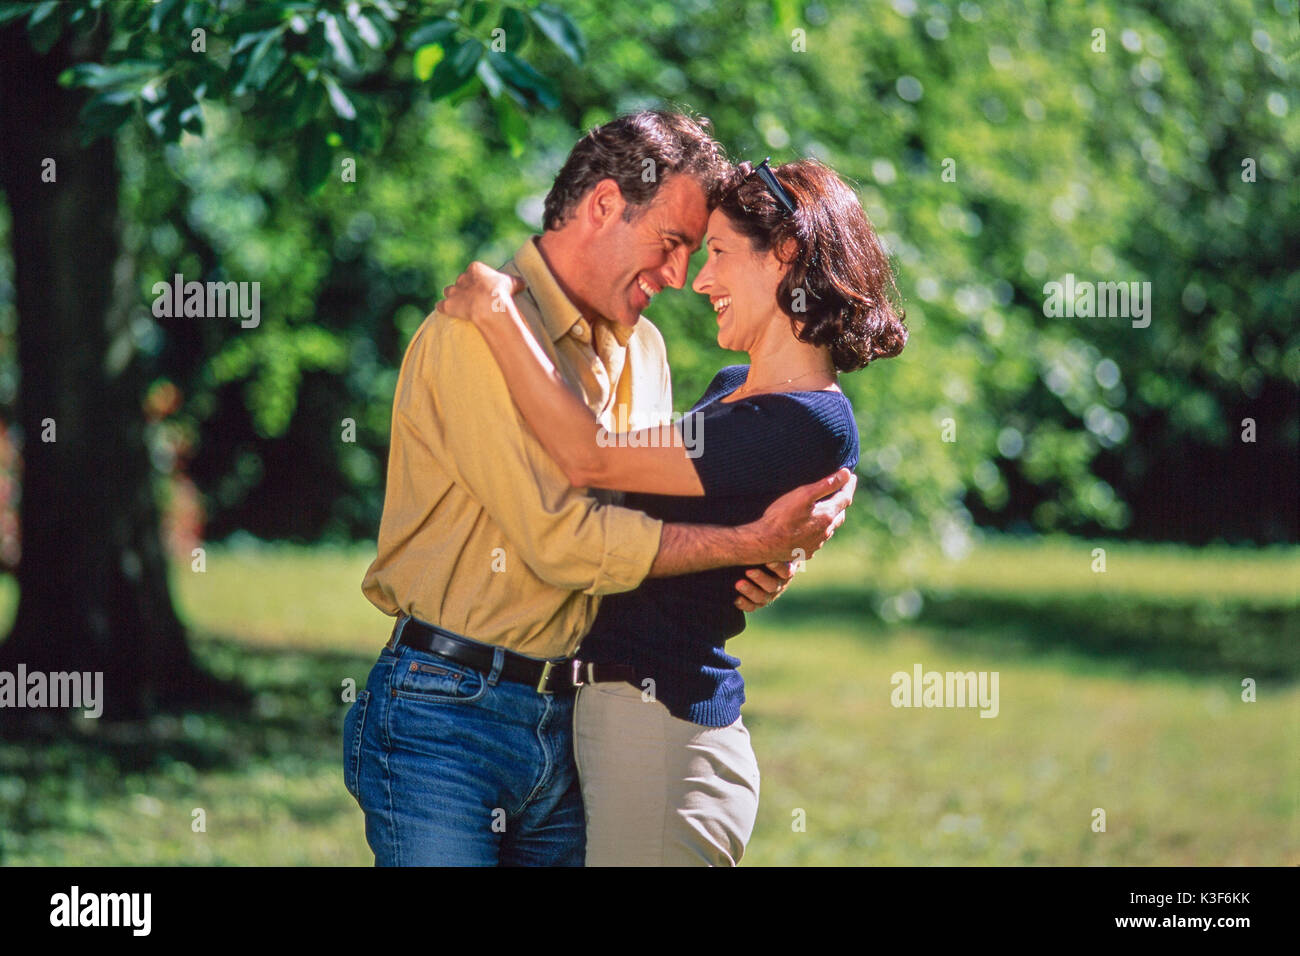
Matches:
[537,658,591,694]
[571,660,598,688]
[536,660,556,695]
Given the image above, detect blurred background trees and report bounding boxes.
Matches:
[0,0,1294,713]
[0,0,584,714]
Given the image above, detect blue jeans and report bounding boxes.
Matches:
[343,626,585,866]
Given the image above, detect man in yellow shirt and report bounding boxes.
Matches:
[345,112,855,866]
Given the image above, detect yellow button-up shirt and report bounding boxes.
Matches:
[361,237,673,659]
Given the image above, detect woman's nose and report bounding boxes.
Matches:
[692,260,712,294]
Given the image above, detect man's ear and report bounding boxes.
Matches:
[584,178,626,230]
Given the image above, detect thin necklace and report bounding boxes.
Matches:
[730,367,835,400]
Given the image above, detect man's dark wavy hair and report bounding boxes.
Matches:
[542,110,731,231]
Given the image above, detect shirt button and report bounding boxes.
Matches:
[571,320,590,343]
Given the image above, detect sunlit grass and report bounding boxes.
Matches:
[811,534,1300,603]
[740,626,1298,865]
[1,536,1296,865]
[168,540,389,653]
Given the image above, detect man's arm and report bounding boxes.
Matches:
[437,267,704,495]
[428,310,854,595]
[650,468,856,577]
[426,315,664,596]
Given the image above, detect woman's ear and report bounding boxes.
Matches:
[775,236,799,264]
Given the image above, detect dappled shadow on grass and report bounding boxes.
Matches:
[765,585,1300,680]
[0,635,376,852]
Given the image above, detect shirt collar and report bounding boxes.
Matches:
[603,316,635,347]
[510,236,636,347]
[510,236,584,343]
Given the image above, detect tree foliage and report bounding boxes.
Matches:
[2,0,582,186]
[1,0,1294,566]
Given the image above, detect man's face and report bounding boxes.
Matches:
[587,173,710,328]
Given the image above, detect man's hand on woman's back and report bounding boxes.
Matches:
[748,467,857,565]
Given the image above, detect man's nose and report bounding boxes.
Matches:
[661,245,691,289]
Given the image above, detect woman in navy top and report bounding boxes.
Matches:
[580,364,860,726]
[440,159,906,865]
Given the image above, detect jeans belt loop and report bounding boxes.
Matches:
[487,646,505,687]
[388,613,409,650]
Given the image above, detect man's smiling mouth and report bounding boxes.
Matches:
[637,276,660,301]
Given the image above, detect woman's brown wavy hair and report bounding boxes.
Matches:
[716,159,907,372]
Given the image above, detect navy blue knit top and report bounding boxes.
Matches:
[578,364,860,727]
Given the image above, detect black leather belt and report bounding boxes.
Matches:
[391,616,638,695]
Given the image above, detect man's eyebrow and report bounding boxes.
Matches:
[663,228,698,252]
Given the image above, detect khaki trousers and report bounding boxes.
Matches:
[573,680,760,866]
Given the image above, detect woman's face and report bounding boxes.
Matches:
[691,209,789,354]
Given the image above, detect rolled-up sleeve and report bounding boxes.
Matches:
[421,317,663,596]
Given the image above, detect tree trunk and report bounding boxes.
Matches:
[0,23,246,722]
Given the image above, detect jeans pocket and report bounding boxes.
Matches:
[343,689,371,802]
[392,647,489,705]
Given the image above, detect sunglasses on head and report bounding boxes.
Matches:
[750,157,797,217]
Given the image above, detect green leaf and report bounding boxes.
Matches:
[168,78,202,135]
[404,17,457,51]
[528,3,584,64]
[78,91,135,146]
[297,123,333,194]
[0,3,33,28]
[27,1,64,55]
[232,28,272,55]
[59,61,159,90]
[285,73,324,128]
[182,0,207,31]
[351,14,381,49]
[144,100,182,141]
[238,28,287,94]
[475,56,502,98]
[149,0,184,33]
[178,100,203,135]
[501,7,529,51]
[322,12,361,70]
[772,0,799,31]
[493,95,526,158]
[85,88,138,107]
[488,50,559,110]
[222,3,293,36]
[320,72,356,120]
[413,44,443,82]
[339,92,382,152]
[427,37,482,100]
[355,9,395,49]
[463,1,489,28]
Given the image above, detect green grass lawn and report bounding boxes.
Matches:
[1,536,1296,865]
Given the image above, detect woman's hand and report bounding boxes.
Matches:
[435,262,526,326]
[734,561,797,612]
